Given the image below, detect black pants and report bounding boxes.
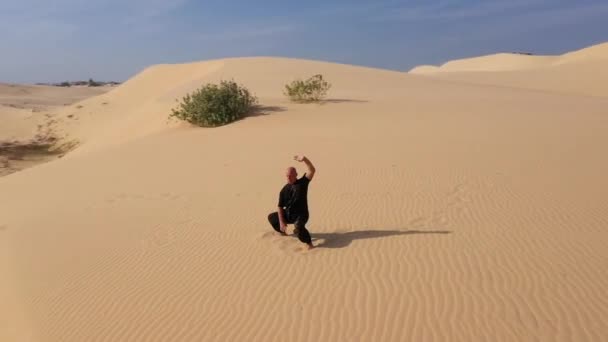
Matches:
[267,210,312,244]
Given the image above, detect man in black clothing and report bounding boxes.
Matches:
[267,155,316,249]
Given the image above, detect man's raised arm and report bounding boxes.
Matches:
[294,155,316,180]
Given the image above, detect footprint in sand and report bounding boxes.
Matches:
[451,182,475,218]
[408,216,428,229]
[447,182,472,206]
[409,184,468,229]
[160,193,182,200]
[259,231,312,255]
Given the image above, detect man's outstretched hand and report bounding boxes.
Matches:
[293,155,316,180]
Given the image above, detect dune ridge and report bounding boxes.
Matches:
[408,42,608,98]
[409,42,608,74]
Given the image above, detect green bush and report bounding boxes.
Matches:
[170,80,258,127]
[284,74,331,103]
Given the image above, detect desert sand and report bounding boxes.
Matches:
[409,42,608,98]
[1,42,607,341]
[0,84,112,176]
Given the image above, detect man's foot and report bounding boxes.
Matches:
[279,225,288,235]
[306,243,314,250]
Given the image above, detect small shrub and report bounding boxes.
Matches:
[284,74,331,103]
[170,80,258,127]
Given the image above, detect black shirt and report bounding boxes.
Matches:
[278,174,311,216]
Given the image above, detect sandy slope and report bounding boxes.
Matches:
[408,42,608,98]
[0,83,111,140]
[1,47,608,341]
[0,83,111,110]
[556,42,608,65]
[415,59,608,98]
[0,84,113,176]
[409,42,608,74]
[410,43,608,97]
[410,53,557,73]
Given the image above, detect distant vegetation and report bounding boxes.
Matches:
[284,74,331,103]
[170,80,258,127]
[510,52,534,55]
[36,78,121,87]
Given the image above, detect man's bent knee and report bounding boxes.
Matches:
[268,212,281,232]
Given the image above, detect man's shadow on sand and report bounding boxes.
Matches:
[311,229,451,249]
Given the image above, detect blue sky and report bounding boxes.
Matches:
[1,0,607,83]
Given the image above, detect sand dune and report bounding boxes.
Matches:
[557,42,608,65]
[415,60,608,98]
[50,57,463,154]
[408,42,608,98]
[409,42,608,74]
[1,44,608,341]
[415,53,557,73]
[408,65,441,73]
